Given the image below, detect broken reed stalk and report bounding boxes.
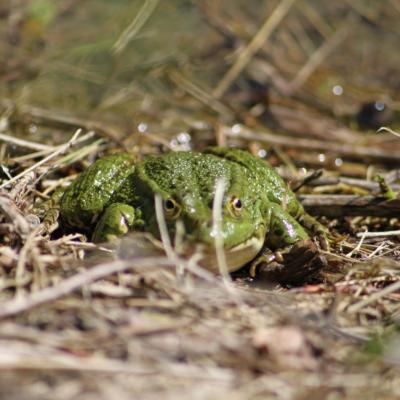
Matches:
[300,194,400,217]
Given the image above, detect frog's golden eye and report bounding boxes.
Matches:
[163,198,181,219]
[228,196,243,217]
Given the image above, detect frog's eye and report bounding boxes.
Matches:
[228,196,243,217]
[163,198,181,219]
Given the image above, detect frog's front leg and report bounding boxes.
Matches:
[267,203,309,248]
[92,203,136,243]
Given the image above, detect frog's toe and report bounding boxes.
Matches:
[249,250,281,278]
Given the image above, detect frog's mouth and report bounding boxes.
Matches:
[191,233,265,273]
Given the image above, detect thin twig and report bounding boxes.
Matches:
[154,193,181,274]
[223,125,400,163]
[113,0,160,54]
[213,0,297,98]
[346,230,367,258]
[0,133,53,151]
[168,70,234,117]
[356,230,400,238]
[212,178,230,284]
[347,279,400,313]
[0,129,83,189]
[15,227,42,292]
[2,100,124,145]
[378,126,400,138]
[289,19,352,92]
[10,131,100,163]
[297,175,400,192]
[0,258,171,319]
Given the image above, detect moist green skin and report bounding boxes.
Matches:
[57,148,321,271]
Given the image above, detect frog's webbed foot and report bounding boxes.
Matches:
[250,239,327,284]
[92,203,135,243]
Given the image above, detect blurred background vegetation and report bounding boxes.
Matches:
[2,0,400,143]
[0,3,400,399]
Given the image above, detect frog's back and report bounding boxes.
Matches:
[136,151,234,205]
[60,153,136,228]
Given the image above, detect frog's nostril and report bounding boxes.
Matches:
[197,220,221,243]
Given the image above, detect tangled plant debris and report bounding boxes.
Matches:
[0,1,400,399]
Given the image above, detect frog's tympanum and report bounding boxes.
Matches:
[47,148,328,282]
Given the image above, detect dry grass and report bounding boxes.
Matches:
[0,121,399,400]
[1,1,400,399]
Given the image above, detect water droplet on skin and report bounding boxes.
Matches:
[318,153,326,163]
[332,85,343,96]
[138,122,148,133]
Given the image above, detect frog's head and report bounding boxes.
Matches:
[133,151,269,272]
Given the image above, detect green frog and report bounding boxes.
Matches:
[46,147,328,281]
